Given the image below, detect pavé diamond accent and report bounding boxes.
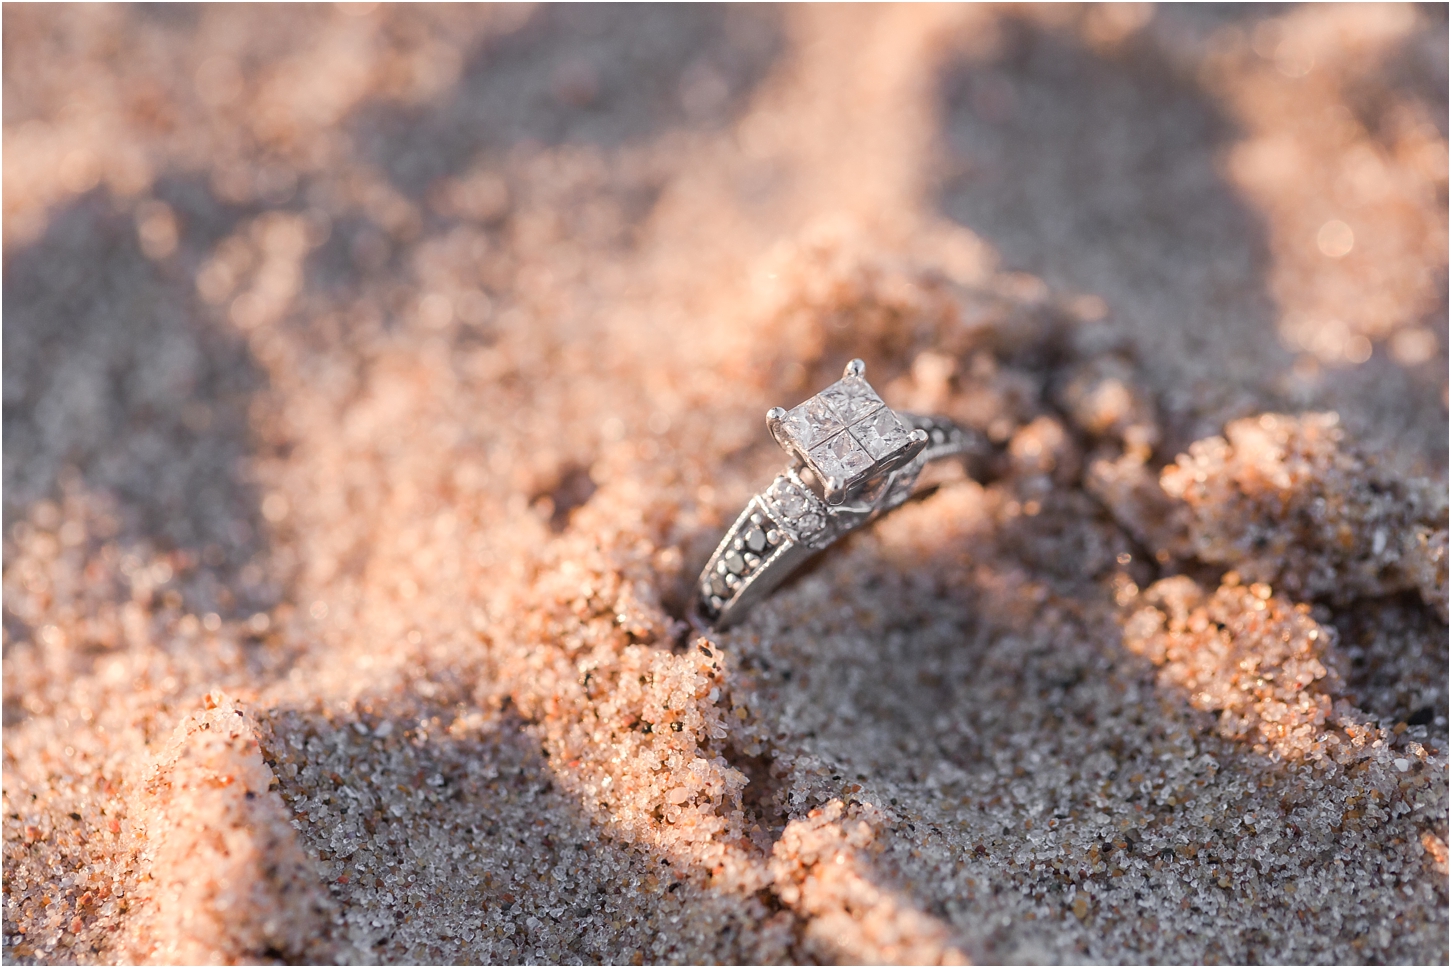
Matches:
[763,477,828,540]
[796,511,823,533]
[768,479,810,518]
[850,406,912,460]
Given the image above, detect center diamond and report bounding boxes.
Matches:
[849,407,912,460]
[767,359,926,504]
[809,432,874,483]
[818,375,885,423]
[779,396,843,450]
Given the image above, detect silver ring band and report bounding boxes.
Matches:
[696,361,981,629]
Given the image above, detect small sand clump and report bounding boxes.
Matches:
[1161,412,1449,615]
[122,694,334,964]
[768,801,969,966]
[1125,576,1352,764]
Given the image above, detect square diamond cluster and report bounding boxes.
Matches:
[762,476,826,540]
[777,375,912,485]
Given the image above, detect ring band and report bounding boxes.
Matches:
[696,360,981,629]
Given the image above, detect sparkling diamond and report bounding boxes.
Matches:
[818,376,884,424]
[767,479,812,520]
[809,432,874,484]
[851,407,912,460]
[764,478,829,539]
[780,396,843,450]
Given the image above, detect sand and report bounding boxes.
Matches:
[3,4,1446,964]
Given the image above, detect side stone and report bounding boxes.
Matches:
[763,476,830,542]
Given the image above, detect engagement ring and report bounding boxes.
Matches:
[697,359,981,629]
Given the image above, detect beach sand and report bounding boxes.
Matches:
[3,4,1446,963]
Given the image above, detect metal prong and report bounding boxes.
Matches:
[844,358,866,378]
[766,406,789,448]
[823,475,846,505]
[903,427,930,462]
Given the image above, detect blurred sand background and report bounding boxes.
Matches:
[3,3,1447,964]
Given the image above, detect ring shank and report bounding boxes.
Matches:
[696,490,819,629]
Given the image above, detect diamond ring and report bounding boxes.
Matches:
[696,359,982,629]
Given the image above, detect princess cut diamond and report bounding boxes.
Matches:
[819,375,884,423]
[850,407,912,460]
[779,396,843,450]
[809,432,874,483]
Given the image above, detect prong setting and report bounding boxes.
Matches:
[765,359,921,502]
[766,407,789,448]
[824,476,846,505]
[903,428,929,462]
